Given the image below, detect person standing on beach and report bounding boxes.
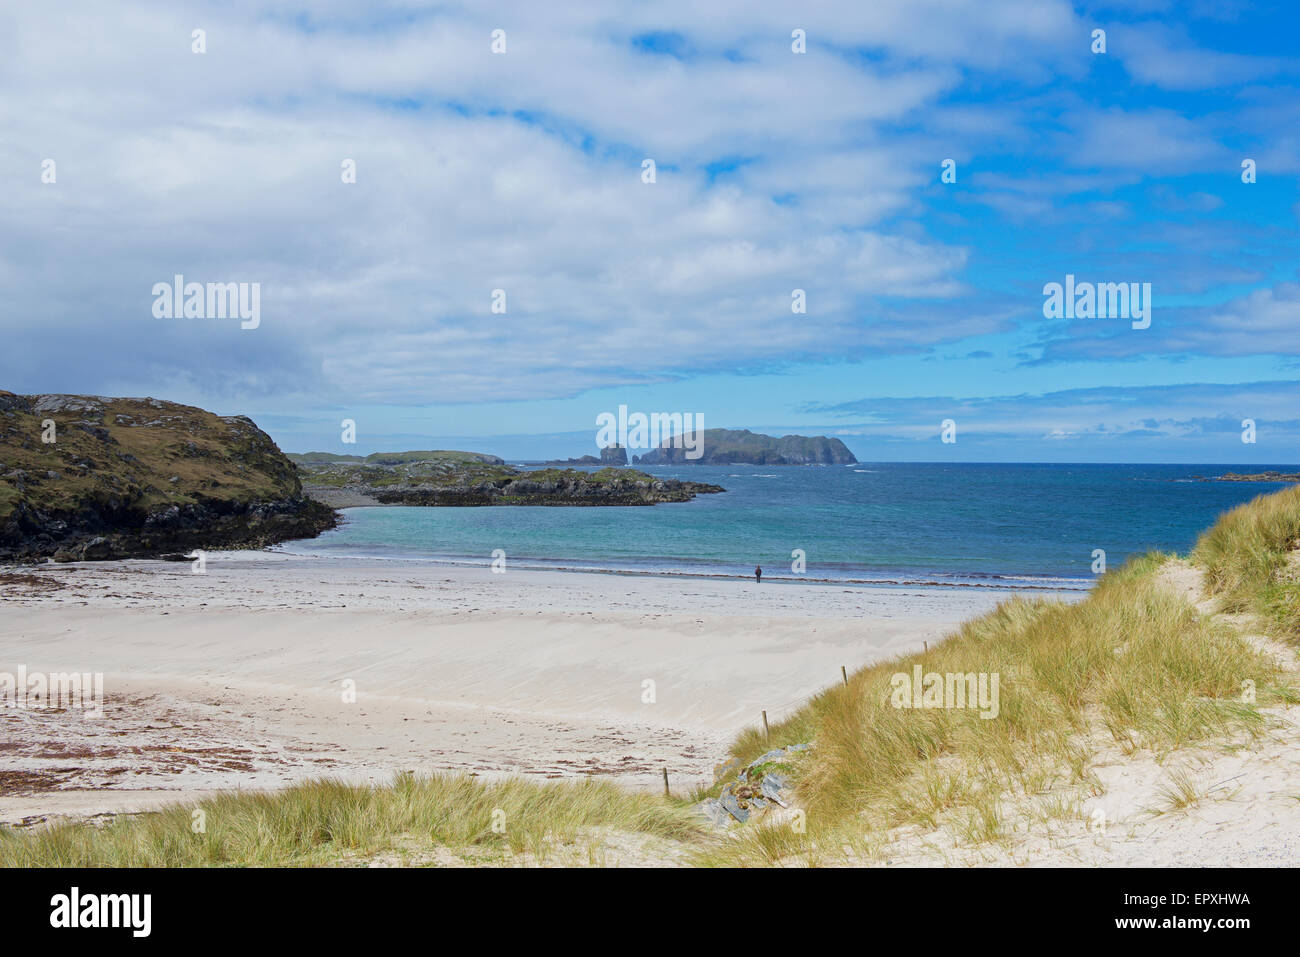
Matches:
[755,566,762,583]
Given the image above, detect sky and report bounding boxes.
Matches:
[3,0,1299,462]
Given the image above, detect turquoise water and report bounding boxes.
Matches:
[281,463,1296,589]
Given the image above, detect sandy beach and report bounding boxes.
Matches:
[0,553,1068,826]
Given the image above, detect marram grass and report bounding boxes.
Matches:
[1194,482,1300,641]
[0,773,709,868]
[700,542,1293,865]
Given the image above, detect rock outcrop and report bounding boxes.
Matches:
[297,458,723,506]
[697,743,811,828]
[0,392,337,562]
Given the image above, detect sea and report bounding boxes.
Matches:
[278,463,1297,592]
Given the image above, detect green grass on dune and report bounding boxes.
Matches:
[0,774,709,868]
[1193,483,1300,642]
[700,546,1294,865]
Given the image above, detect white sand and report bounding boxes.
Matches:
[8,553,1291,869]
[0,553,1066,825]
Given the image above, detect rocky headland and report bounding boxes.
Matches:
[0,392,336,562]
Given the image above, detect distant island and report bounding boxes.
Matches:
[1214,471,1300,483]
[543,446,628,467]
[294,452,722,507]
[635,428,857,465]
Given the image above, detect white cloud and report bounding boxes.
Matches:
[0,0,1289,413]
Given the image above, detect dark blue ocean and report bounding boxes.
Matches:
[280,463,1297,591]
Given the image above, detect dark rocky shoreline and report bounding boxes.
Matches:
[3,496,337,563]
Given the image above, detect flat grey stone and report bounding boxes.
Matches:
[696,799,732,828]
[761,773,790,807]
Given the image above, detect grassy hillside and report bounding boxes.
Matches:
[288,450,505,466]
[0,392,335,560]
[300,459,517,489]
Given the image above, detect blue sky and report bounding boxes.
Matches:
[3,1,1299,462]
